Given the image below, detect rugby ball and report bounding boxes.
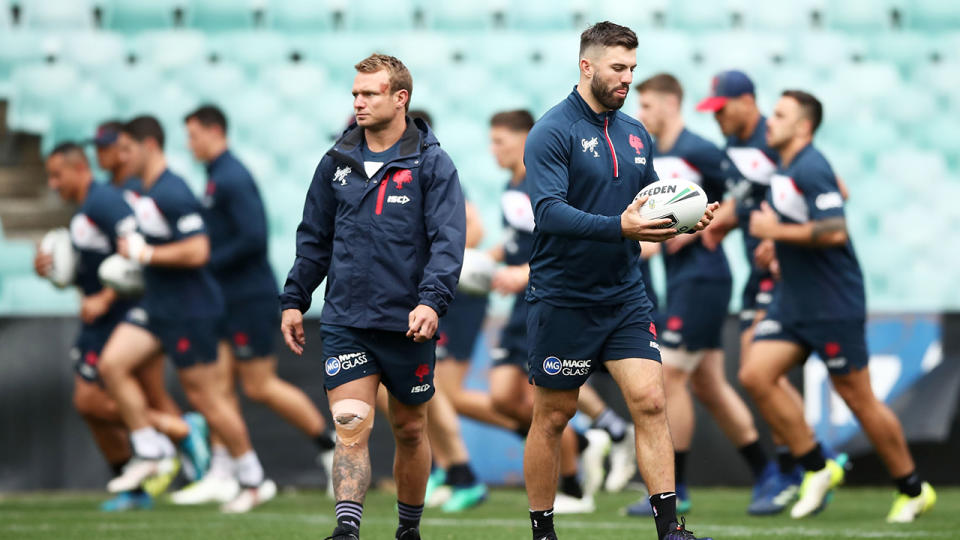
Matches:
[457,248,496,295]
[98,253,144,296]
[39,228,77,288]
[635,179,708,234]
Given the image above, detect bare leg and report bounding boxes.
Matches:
[426,388,469,469]
[576,384,607,419]
[99,323,165,432]
[329,375,380,503]
[690,350,759,447]
[136,352,181,417]
[524,386,579,511]
[73,376,131,464]
[437,359,518,430]
[490,365,534,430]
[388,394,432,505]
[178,363,253,457]
[237,354,327,437]
[661,359,695,451]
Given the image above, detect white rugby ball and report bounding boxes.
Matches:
[458,248,496,295]
[98,253,144,296]
[40,228,77,288]
[635,179,708,234]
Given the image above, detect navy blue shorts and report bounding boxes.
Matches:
[125,305,220,370]
[740,270,777,332]
[526,298,661,390]
[220,297,279,360]
[491,299,528,371]
[661,278,732,351]
[436,291,488,361]
[752,314,868,375]
[72,326,113,382]
[321,324,437,405]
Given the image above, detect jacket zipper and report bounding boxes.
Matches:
[604,116,618,178]
[375,171,391,215]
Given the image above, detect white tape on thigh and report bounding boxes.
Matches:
[330,399,374,446]
[661,346,703,373]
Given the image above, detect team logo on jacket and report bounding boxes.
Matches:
[581,137,599,157]
[333,166,351,186]
[393,169,413,189]
[628,133,644,154]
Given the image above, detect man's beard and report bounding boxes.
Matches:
[592,77,628,110]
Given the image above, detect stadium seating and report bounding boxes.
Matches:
[102,0,185,33]
[189,0,262,32]
[20,0,96,30]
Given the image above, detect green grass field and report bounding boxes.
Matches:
[1,487,957,539]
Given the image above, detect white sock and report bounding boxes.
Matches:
[233,450,265,487]
[130,427,165,459]
[157,433,176,458]
[209,445,232,479]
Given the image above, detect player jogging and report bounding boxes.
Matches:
[521,22,715,540]
[741,90,935,522]
[280,54,465,540]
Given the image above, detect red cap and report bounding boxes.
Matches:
[695,96,729,112]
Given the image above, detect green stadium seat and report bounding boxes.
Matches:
[0,239,35,275]
[124,82,199,144]
[699,31,788,70]
[7,62,80,134]
[266,0,334,32]
[595,0,665,28]
[0,274,79,314]
[737,0,816,30]
[824,0,898,32]
[103,0,185,32]
[212,31,292,72]
[867,32,940,69]
[261,62,327,106]
[915,117,960,159]
[506,0,579,31]
[250,112,322,167]
[906,0,960,32]
[49,81,117,153]
[792,31,869,70]
[876,148,947,186]
[423,2,501,31]
[877,84,938,127]
[636,31,697,72]
[231,144,279,190]
[189,0,259,31]
[96,63,164,111]
[221,86,284,143]
[343,0,416,31]
[177,60,247,101]
[668,0,734,30]
[830,61,902,101]
[60,31,128,73]
[385,32,456,73]
[0,30,49,93]
[912,62,960,103]
[132,30,208,71]
[20,0,95,30]
[297,32,387,80]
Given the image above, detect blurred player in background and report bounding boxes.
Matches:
[742,90,935,522]
[89,120,144,204]
[521,22,715,540]
[280,55,465,540]
[98,116,274,513]
[626,73,773,516]
[34,142,201,511]
[171,105,336,504]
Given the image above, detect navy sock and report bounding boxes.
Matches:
[776,446,795,475]
[397,501,423,530]
[529,508,555,537]
[798,443,827,472]
[446,463,477,487]
[336,500,363,532]
[559,474,583,499]
[738,441,769,479]
[895,471,922,497]
[674,451,688,486]
[315,429,336,451]
[575,432,589,454]
[593,408,628,443]
[649,492,678,539]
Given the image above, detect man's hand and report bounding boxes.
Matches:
[34,251,53,278]
[749,202,780,240]
[80,290,114,324]
[491,265,529,295]
[620,196,679,242]
[690,201,720,234]
[754,239,777,271]
[407,304,439,343]
[118,233,153,264]
[281,308,306,355]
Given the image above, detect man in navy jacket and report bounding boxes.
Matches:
[521,23,716,540]
[280,54,465,540]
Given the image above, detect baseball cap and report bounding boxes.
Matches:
[695,70,755,112]
[88,120,123,147]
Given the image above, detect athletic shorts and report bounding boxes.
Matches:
[320,324,437,405]
[740,270,777,332]
[752,314,868,375]
[526,298,661,390]
[661,278,732,352]
[219,297,279,360]
[125,305,220,370]
[491,298,528,371]
[72,326,113,383]
[436,291,488,361]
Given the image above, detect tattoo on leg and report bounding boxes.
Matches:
[333,440,371,503]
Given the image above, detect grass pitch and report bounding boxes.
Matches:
[1,487,957,539]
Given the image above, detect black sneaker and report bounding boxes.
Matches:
[533,532,559,540]
[395,526,421,540]
[663,517,712,540]
[324,525,360,540]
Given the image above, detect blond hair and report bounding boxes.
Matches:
[354,53,413,111]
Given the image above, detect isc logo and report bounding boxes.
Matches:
[641,185,678,197]
[543,356,562,375]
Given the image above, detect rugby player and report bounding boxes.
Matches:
[280,55,465,540]
[98,116,273,513]
[521,22,715,540]
[741,90,935,522]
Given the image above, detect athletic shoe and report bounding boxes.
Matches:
[100,490,153,512]
[442,483,488,512]
[676,483,692,514]
[179,412,210,482]
[790,459,845,518]
[553,493,595,514]
[622,484,690,517]
[886,482,936,523]
[663,517,713,539]
[107,455,179,495]
[395,526,421,539]
[324,525,359,540]
[604,425,637,492]
[220,479,277,514]
[170,474,240,505]
[747,465,802,516]
[533,533,559,540]
[424,468,450,508]
[581,429,611,497]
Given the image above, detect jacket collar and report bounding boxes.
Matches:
[329,117,436,177]
[567,86,618,126]
[205,149,232,175]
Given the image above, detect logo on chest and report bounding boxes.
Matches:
[392,169,413,189]
[333,166,351,186]
[581,137,600,158]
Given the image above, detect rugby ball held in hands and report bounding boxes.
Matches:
[458,248,496,295]
[40,228,77,288]
[635,179,708,234]
[98,253,144,296]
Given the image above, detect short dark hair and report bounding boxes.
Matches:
[121,115,165,149]
[408,109,433,127]
[490,110,535,133]
[184,104,228,133]
[782,90,823,134]
[635,73,683,102]
[48,141,89,166]
[97,120,124,134]
[579,21,639,58]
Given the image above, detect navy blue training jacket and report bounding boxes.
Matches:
[280,117,466,332]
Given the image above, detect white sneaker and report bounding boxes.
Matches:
[221,479,277,514]
[886,482,936,523]
[581,429,611,497]
[427,485,453,508]
[170,474,240,505]
[790,460,844,519]
[107,456,177,494]
[553,493,595,514]
[604,425,637,493]
[316,442,336,498]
